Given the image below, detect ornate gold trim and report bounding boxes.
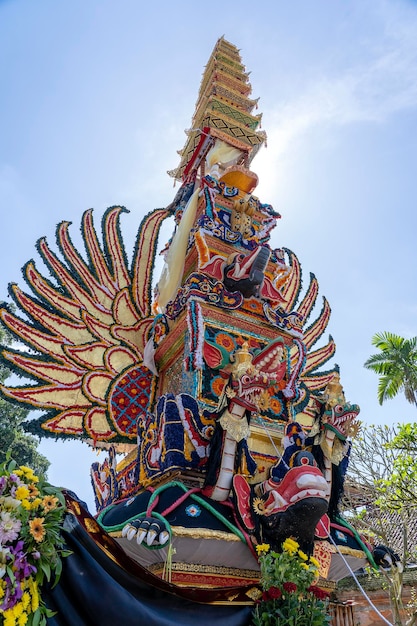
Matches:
[335,546,365,558]
[109,526,242,541]
[219,409,250,442]
[246,587,263,601]
[149,562,259,577]
[172,526,242,541]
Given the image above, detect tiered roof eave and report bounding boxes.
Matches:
[168,37,267,182]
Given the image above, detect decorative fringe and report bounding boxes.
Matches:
[162,542,176,583]
[186,300,204,371]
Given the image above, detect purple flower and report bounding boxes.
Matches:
[16,557,36,578]
[0,574,23,611]
[0,476,7,496]
[10,541,37,578]
[0,545,10,578]
[0,511,21,544]
[12,540,25,554]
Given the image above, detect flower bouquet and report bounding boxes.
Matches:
[0,457,69,626]
[252,538,331,626]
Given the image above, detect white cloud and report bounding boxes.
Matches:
[263,2,417,161]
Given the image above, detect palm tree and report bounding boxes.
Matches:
[364,332,417,406]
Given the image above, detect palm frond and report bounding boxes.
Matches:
[366,332,417,407]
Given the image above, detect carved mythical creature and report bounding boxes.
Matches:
[0,40,367,614]
[306,371,361,520]
[202,339,286,500]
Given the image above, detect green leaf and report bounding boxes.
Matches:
[31,608,42,626]
[41,560,51,582]
[51,556,62,588]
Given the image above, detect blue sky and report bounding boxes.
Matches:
[1,0,417,510]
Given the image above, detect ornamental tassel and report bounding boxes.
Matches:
[162,542,175,583]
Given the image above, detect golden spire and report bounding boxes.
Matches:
[168,38,267,181]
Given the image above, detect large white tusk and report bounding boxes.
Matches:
[126,527,137,541]
[136,529,147,545]
[159,531,170,545]
[146,530,157,546]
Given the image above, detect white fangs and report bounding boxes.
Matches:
[290,488,328,503]
[296,474,328,489]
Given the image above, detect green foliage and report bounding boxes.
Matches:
[252,539,331,626]
[0,322,49,478]
[0,455,70,624]
[345,424,417,625]
[346,423,417,520]
[378,423,417,512]
[364,332,417,406]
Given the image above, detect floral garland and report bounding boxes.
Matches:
[252,538,331,626]
[0,457,69,626]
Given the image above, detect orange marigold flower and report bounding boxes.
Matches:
[28,484,40,498]
[211,376,226,398]
[269,397,283,414]
[42,495,59,512]
[29,517,46,543]
[215,332,235,351]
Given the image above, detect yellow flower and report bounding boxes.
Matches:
[18,613,28,626]
[30,498,42,510]
[28,578,39,612]
[12,602,23,618]
[15,486,30,501]
[17,466,38,483]
[309,556,320,568]
[28,517,46,543]
[298,549,308,561]
[21,591,31,611]
[3,612,16,626]
[282,538,299,554]
[42,495,59,512]
[255,543,270,555]
[20,499,31,511]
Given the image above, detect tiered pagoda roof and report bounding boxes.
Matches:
[169,37,267,181]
